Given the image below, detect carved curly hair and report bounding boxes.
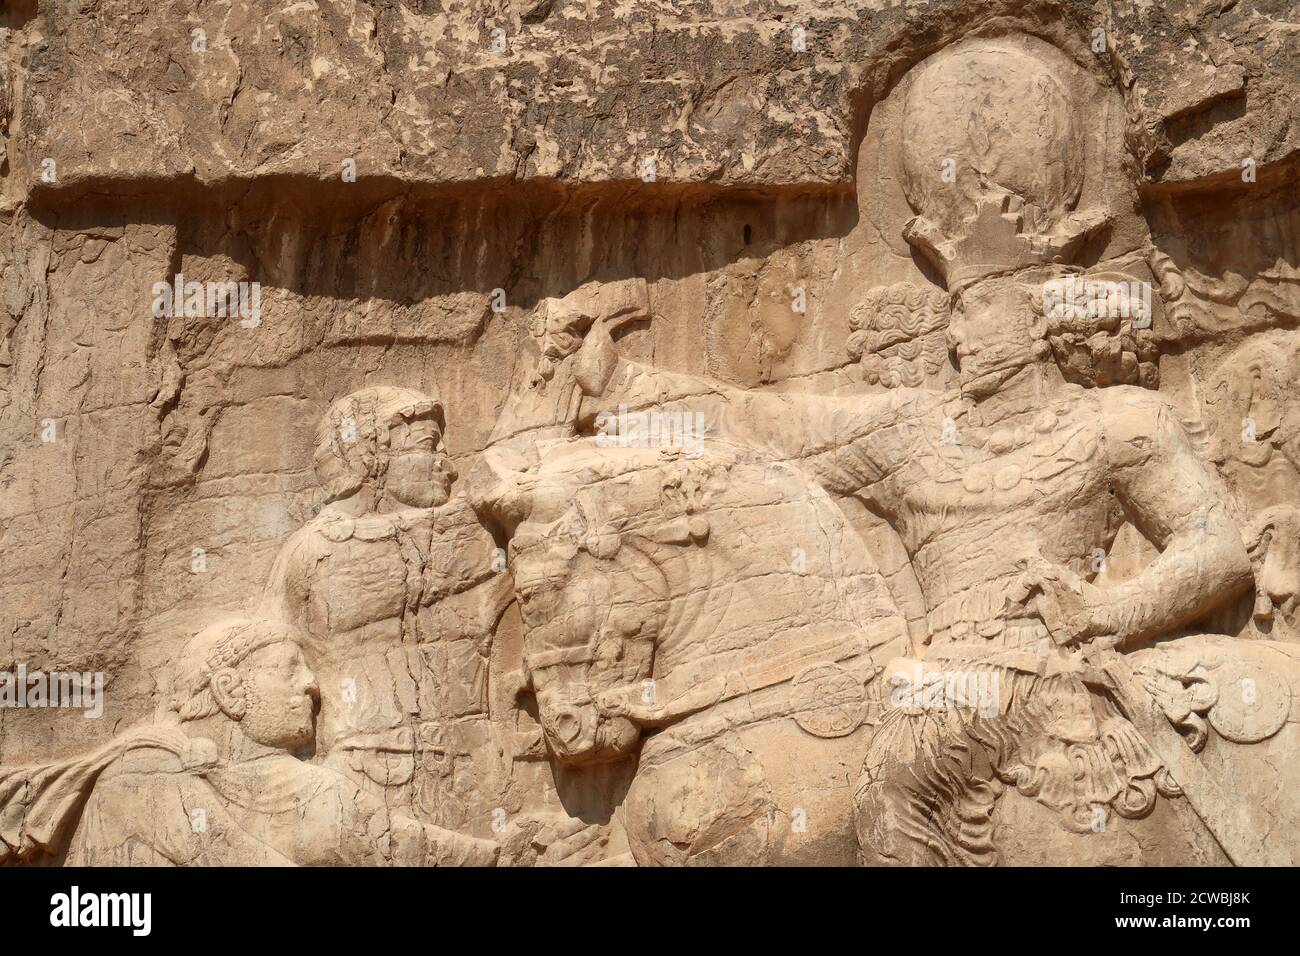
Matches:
[847,283,950,388]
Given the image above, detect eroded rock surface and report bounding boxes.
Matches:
[1,2,1298,866]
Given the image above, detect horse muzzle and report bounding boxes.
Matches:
[538,697,641,765]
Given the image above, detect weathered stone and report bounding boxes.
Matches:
[1,2,1298,868]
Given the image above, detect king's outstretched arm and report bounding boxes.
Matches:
[571,319,916,497]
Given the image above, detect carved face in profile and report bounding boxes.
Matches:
[216,641,321,751]
[1204,333,1300,485]
[946,276,1049,400]
[313,386,456,510]
[384,412,456,509]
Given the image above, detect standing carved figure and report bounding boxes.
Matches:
[261,386,505,827]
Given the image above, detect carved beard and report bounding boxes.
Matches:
[957,332,1052,399]
[383,450,455,509]
[959,351,1032,399]
[239,681,316,752]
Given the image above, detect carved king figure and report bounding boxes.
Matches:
[544,39,1278,865]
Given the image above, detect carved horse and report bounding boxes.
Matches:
[474,437,908,865]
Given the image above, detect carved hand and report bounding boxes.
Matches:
[1008,557,1108,646]
[494,812,609,867]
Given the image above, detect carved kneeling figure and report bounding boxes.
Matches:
[0,619,499,866]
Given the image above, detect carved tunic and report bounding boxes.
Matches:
[261,498,500,813]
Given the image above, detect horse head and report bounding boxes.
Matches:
[473,437,903,767]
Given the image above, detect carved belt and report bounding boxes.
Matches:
[926,583,1049,649]
[925,640,1110,685]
